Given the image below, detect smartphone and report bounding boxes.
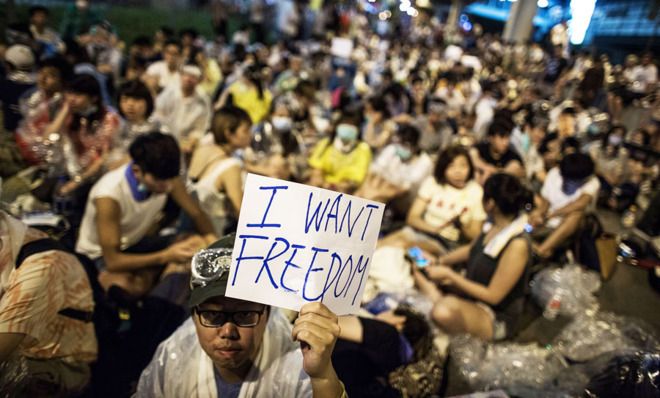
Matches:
[407,246,429,268]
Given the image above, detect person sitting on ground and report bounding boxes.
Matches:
[49,74,122,198]
[0,210,97,395]
[107,79,158,169]
[308,112,372,194]
[143,39,182,93]
[75,132,217,297]
[529,152,600,259]
[362,95,397,151]
[470,113,525,184]
[414,173,532,341]
[152,64,210,155]
[355,123,433,203]
[215,63,273,124]
[15,56,71,165]
[382,145,486,255]
[188,106,252,236]
[135,235,346,397]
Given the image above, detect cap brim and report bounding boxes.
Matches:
[188,277,228,308]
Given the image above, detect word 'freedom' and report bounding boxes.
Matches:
[231,185,381,305]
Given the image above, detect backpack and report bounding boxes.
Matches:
[16,238,186,397]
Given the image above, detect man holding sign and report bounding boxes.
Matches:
[135,235,346,398]
[137,176,384,397]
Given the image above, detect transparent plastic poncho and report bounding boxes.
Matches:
[134,309,312,398]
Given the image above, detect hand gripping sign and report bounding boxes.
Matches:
[226,174,384,315]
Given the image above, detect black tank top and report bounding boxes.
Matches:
[465,232,531,328]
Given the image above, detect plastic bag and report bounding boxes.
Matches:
[585,351,660,398]
[449,335,566,392]
[553,311,660,362]
[530,264,601,317]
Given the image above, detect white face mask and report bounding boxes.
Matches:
[271,116,293,131]
[333,136,356,153]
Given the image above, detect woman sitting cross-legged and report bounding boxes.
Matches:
[414,173,533,341]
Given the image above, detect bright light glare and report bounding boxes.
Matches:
[569,0,597,45]
[537,0,549,7]
[378,10,392,20]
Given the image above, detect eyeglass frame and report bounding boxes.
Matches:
[194,306,268,328]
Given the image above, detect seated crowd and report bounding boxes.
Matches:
[0,2,658,396]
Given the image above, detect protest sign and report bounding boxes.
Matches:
[226,174,385,315]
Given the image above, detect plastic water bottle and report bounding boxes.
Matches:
[543,289,562,320]
[52,177,75,217]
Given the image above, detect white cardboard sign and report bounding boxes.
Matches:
[226,174,384,315]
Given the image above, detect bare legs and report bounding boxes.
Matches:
[535,211,583,258]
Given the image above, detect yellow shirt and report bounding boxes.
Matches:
[308,138,372,185]
[227,80,273,124]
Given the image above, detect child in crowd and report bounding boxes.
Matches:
[382,145,486,254]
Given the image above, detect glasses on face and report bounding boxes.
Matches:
[195,307,266,328]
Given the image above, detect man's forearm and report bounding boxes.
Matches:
[103,249,168,273]
[311,370,345,398]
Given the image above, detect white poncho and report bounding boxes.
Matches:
[134,309,312,398]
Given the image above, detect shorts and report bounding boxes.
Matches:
[475,302,508,341]
[401,226,460,253]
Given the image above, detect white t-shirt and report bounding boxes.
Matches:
[76,165,168,259]
[153,86,211,142]
[541,167,600,228]
[146,61,181,91]
[370,144,433,190]
[417,177,487,242]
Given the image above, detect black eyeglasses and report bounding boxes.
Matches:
[195,307,266,328]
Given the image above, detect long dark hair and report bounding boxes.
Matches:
[66,74,105,135]
[483,173,532,217]
[244,63,265,100]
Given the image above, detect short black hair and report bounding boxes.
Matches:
[38,56,72,80]
[561,137,581,154]
[129,132,181,179]
[211,106,252,145]
[118,80,154,118]
[29,5,49,17]
[132,35,152,48]
[560,107,576,116]
[367,95,391,119]
[538,132,559,155]
[396,123,421,151]
[66,74,101,98]
[487,110,515,137]
[434,145,474,185]
[560,152,594,181]
[163,39,181,51]
[483,173,532,217]
[159,26,175,38]
[179,28,199,39]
